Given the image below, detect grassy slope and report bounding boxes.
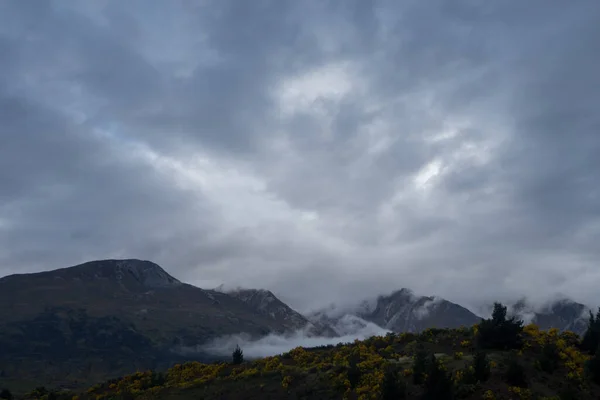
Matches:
[0,261,312,391]
[20,323,598,400]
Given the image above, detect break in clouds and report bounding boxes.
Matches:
[1,1,600,313]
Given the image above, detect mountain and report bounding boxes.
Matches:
[0,259,315,390]
[509,298,590,335]
[1,259,595,393]
[309,288,481,334]
[311,289,592,336]
[222,288,337,337]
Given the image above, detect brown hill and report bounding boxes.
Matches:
[0,259,314,391]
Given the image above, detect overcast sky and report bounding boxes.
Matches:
[1,0,599,313]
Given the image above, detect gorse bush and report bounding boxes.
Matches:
[76,306,600,400]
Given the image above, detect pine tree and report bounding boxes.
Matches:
[585,344,600,384]
[504,355,527,388]
[412,344,429,385]
[232,344,244,365]
[581,307,600,355]
[381,365,407,400]
[472,351,491,382]
[347,354,361,389]
[477,302,523,350]
[422,355,453,400]
[538,341,560,373]
[0,388,13,400]
[492,302,507,324]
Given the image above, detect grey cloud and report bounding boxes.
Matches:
[1,0,600,314]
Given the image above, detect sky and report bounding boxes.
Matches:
[1,0,600,313]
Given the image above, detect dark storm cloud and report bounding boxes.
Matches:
[1,0,599,312]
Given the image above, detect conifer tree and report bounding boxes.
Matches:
[581,307,600,355]
[504,355,527,388]
[477,302,523,350]
[422,355,453,400]
[0,388,13,400]
[347,354,361,388]
[472,351,491,382]
[232,344,244,365]
[381,365,407,400]
[585,344,600,384]
[412,344,429,385]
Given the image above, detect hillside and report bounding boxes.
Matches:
[16,309,600,400]
[1,259,597,397]
[0,260,316,391]
[222,288,338,337]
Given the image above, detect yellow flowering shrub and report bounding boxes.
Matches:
[281,375,293,389]
[482,389,495,400]
[508,386,532,400]
[81,323,597,400]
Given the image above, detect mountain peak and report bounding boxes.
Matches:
[505,297,590,334]
[110,259,182,288]
[1,259,182,290]
[387,288,417,300]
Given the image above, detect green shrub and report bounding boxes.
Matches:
[381,365,407,400]
[412,345,429,385]
[0,388,13,400]
[422,355,453,400]
[472,351,491,382]
[504,356,527,388]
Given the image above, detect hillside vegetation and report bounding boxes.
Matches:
[7,303,600,400]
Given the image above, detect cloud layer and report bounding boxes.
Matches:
[1,1,600,312]
[199,318,390,359]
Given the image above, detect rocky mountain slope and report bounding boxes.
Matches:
[309,288,481,334]
[509,298,590,335]
[0,259,314,390]
[221,287,337,337]
[309,289,594,337]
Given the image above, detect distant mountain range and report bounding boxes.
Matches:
[308,288,480,334]
[0,259,593,391]
[308,288,591,337]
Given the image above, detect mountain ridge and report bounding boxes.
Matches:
[0,258,595,392]
[216,287,338,337]
[0,259,321,390]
